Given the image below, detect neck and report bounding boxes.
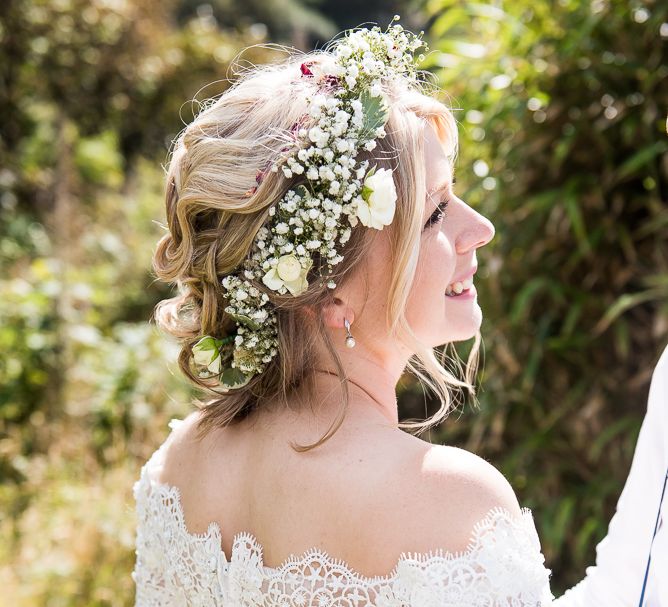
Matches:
[312,356,402,427]
[300,322,412,428]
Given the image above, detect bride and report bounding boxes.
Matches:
[132,21,667,606]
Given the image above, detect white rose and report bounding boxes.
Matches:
[262,254,312,296]
[192,345,213,367]
[356,167,397,230]
[207,352,222,374]
[192,336,222,374]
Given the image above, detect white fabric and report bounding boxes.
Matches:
[552,343,668,607]
[132,343,668,606]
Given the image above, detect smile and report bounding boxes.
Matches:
[445,276,474,296]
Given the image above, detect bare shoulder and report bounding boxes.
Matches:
[154,411,212,479]
[361,439,523,567]
[160,411,200,453]
[422,444,522,520]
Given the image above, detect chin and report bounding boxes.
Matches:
[410,305,482,347]
[436,318,482,345]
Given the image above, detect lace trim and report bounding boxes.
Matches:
[132,418,554,606]
[135,418,546,580]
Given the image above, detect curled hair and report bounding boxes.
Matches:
[151,43,480,451]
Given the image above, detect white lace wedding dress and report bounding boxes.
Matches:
[132,419,562,606]
[133,344,668,606]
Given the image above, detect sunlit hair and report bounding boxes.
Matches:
[151,42,481,452]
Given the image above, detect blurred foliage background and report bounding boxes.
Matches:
[0,0,666,604]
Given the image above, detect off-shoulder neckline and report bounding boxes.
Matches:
[135,417,537,585]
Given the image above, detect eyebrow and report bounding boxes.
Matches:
[426,171,456,201]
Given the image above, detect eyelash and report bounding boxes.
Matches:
[425,199,449,229]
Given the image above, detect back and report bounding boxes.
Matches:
[132,408,553,607]
[153,407,523,577]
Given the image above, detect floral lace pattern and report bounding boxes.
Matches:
[132,419,555,606]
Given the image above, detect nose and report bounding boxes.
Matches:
[453,199,495,253]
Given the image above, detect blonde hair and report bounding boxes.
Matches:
[151,45,481,452]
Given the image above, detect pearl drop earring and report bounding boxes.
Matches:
[344,317,356,348]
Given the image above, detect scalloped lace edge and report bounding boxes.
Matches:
[134,417,543,586]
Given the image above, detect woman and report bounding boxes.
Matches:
[132,21,666,605]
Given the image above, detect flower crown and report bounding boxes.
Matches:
[191,18,427,390]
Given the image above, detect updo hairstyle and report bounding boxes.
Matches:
[151,45,481,452]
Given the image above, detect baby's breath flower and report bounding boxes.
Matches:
[213,21,426,386]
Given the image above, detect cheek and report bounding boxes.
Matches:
[415,230,455,291]
[404,232,456,335]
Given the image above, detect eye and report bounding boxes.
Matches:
[424,199,449,230]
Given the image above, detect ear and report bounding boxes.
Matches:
[304,296,354,330]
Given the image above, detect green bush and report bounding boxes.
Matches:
[422,0,668,592]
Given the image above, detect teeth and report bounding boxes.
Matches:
[446,277,473,296]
